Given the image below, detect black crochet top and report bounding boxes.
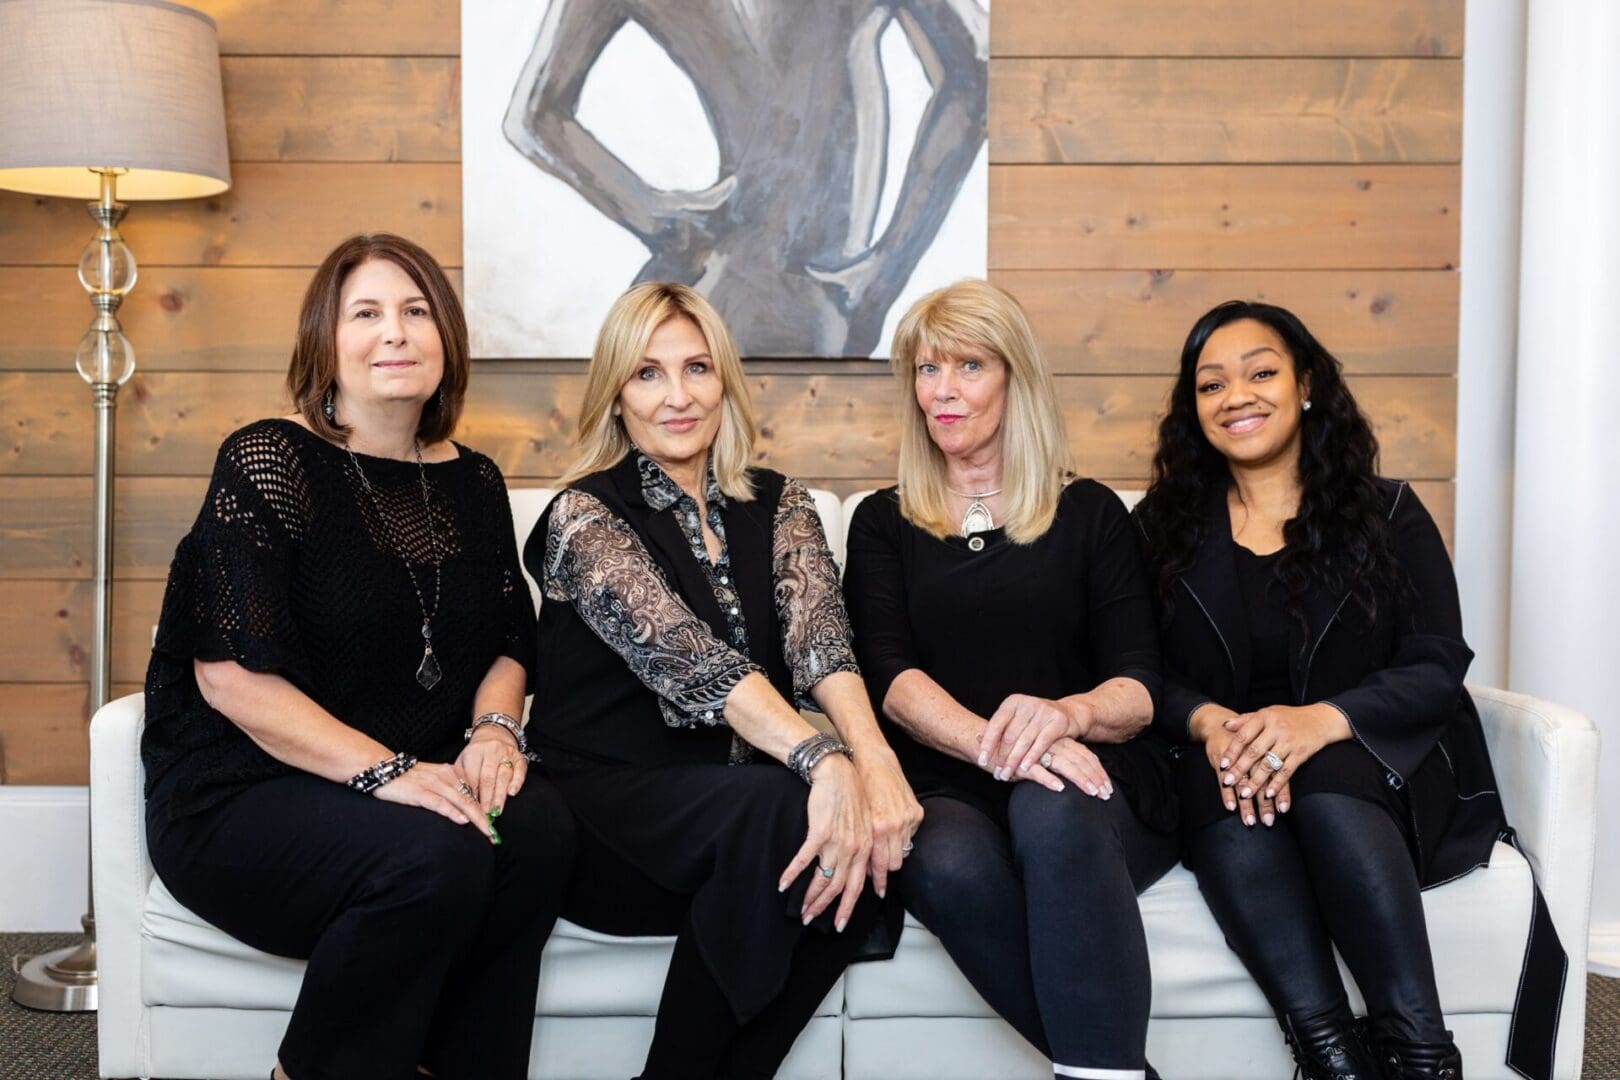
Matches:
[141,419,536,822]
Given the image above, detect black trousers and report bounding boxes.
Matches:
[147,771,577,1080]
[900,782,1178,1074]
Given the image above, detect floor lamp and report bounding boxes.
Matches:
[0,0,230,1011]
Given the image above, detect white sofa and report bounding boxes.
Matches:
[91,488,1599,1079]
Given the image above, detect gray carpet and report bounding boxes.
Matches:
[3,931,1618,1078]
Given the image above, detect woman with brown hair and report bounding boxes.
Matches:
[141,233,576,1080]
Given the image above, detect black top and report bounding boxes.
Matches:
[1135,479,1505,886]
[1232,545,1293,714]
[523,452,860,768]
[843,481,1174,833]
[142,419,536,821]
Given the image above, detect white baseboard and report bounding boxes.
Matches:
[1591,921,1620,977]
[0,786,89,932]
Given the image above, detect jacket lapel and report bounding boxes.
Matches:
[1178,494,1252,700]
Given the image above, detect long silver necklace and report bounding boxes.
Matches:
[345,441,444,690]
[947,484,1002,537]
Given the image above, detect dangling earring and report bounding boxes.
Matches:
[322,388,336,421]
[1302,400,1313,412]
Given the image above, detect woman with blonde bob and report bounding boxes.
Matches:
[523,282,922,1078]
[844,279,1177,1080]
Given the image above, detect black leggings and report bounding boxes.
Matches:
[147,772,577,1080]
[900,783,1178,1076]
[1184,789,1450,1044]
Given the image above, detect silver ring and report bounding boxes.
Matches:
[1038,751,1054,769]
[1263,751,1286,773]
[901,841,915,854]
[456,780,475,799]
[818,863,836,879]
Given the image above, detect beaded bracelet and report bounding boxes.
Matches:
[787,732,853,785]
[464,711,526,753]
[348,751,418,795]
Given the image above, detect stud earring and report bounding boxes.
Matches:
[322,389,336,421]
[1302,400,1313,412]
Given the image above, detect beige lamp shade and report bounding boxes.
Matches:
[0,0,230,199]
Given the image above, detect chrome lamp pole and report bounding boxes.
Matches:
[0,0,231,1012]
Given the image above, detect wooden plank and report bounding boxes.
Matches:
[193,0,458,57]
[0,268,464,373]
[989,165,1459,270]
[0,477,205,581]
[223,57,460,163]
[991,270,1458,374]
[0,164,460,268]
[0,682,139,785]
[991,1,1462,58]
[0,370,1454,480]
[991,59,1461,164]
[0,580,164,684]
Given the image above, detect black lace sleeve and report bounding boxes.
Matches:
[772,480,861,708]
[542,489,762,727]
[148,425,316,715]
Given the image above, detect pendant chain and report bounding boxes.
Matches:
[345,441,444,688]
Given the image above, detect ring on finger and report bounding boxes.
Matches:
[1263,750,1286,773]
[818,860,837,879]
[497,758,514,770]
[900,841,915,855]
[1038,750,1054,770]
[456,780,475,799]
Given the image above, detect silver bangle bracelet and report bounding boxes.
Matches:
[465,711,525,753]
[787,732,853,784]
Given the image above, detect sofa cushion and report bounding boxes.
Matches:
[142,875,841,1017]
[843,841,1531,1020]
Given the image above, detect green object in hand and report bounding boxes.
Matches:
[487,805,503,845]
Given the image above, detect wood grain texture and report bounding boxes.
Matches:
[223,57,460,162]
[989,165,1459,270]
[991,59,1461,164]
[0,370,1455,481]
[991,269,1458,374]
[0,477,206,581]
[0,164,460,268]
[0,268,463,373]
[0,580,164,684]
[991,0,1462,58]
[0,683,138,784]
[193,1,459,57]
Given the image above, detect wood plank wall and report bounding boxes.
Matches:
[0,0,1462,783]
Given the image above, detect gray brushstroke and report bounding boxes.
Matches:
[503,0,989,357]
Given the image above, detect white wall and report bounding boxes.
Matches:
[0,787,88,932]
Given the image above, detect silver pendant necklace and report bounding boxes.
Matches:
[947,485,1002,538]
[345,441,444,690]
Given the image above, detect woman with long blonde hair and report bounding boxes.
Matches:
[523,282,922,1078]
[844,279,1176,1080]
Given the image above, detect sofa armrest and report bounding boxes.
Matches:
[90,692,152,1078]
[1468,683,1598,1078]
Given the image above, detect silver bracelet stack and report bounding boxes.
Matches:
[464,711,526,753]
[787,732,853,784]
[347,751,417,794]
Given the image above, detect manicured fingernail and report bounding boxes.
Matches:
[1279,802,1290,813]
[1050,781,1065,792]
[1245,815,1256,826]
[877,886,886,899]
[1225,800,1236,811]
[836,918,848,933]
[1220,757,1230,769]
[491,804,503,818]
[1223,773,1235,786]
[1262,813,1275,827]
[1084,783,1098,795]
[1100,789,1112,800]
[1264,788,1274,799]
[1239,786,1252,798]
[778,882,788,893]
[802,913,813,925]
[977,753,987,767]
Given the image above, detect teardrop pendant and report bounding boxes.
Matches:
[416,645,442,691]
[960,498,994,537]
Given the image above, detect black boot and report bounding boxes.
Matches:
[1373,1034,1462,1079]
[1284,1006,1379,1080]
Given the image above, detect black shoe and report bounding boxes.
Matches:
[1284,1007,1379,1080]
[1373,1034,1462,1079]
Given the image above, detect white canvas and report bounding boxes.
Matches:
[463,0,990,359]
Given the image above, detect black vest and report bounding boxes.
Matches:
[523,455,795,767]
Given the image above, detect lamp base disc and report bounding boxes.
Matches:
[11,945,98,1012]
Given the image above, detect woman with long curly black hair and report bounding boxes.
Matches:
[1134,301,1562,1080]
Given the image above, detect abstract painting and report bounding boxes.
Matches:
[463,0,989,358]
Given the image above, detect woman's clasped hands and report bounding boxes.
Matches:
[1192,702,1352,827]
[976,693,1114,800]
